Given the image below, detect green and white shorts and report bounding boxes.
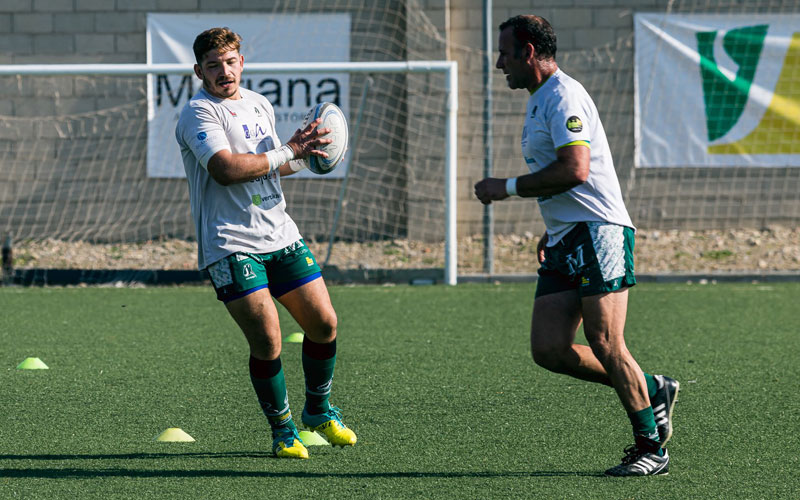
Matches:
[535,222,636,298]
[205,239,322,303]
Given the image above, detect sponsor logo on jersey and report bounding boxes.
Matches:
[243,123,270,141]
[252,194,262,206]
[306,256,314,266]
[197,131,207,141]
[566,116,583,133]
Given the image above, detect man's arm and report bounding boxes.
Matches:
[278,161,306,177]
[473,145,589,205]
[206,119,331,186]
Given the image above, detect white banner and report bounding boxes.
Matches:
[146,13,351,178]
[635,14,800,167]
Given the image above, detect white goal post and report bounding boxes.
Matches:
[0,61,459,285]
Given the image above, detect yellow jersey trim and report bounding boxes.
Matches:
[556,140,591,150]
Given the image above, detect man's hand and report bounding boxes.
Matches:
[286,117,332,160]
[536,231,548,264]
[474,177,510,205]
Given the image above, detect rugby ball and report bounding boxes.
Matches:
[302,102,348,175]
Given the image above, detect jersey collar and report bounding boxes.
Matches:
[530,69,560,96]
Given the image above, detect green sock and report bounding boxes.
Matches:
[643,372,658,399]
[628,406,663,455]
[249,357,294,432]
[302,339,337,415]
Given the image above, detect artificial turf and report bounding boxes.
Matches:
[1,282,798,498]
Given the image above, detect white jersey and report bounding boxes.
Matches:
[176,87,301,269]
[521,69,633,245]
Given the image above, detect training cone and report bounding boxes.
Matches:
[298,430,330,446]
[16,357,49,370]
[285,332,304,343]
[154,427,195,442]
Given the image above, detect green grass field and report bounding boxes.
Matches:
[1,282,799,499]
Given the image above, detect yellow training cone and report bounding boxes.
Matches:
[154,428,195,442]
[284,332,304,343]
[16,357,49,370]
[298,430,330,446]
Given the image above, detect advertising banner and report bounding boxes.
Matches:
[635,14,800,167]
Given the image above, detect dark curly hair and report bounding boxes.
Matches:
[499,15,557,60]
[192,27,242,64]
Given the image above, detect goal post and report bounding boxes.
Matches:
[0,61,460,285]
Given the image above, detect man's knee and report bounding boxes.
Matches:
[309,309,337,343]
[321,314,337,339]
[587,336,619,366]
[531,342,567,372]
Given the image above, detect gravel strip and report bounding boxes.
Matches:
[6,227,798,274]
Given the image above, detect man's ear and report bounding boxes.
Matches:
[524,42,536,63]
[193,63,202,80]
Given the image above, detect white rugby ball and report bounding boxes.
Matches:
[302,102,348,175]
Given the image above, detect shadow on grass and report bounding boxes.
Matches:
[0,452,604,479]
[0,468,604,479]
[0,451,271,461]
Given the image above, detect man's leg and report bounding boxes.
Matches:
[580,289,669,476]
[530,289,609,385]
[276,277,356,447]
[531,288,674,451]
[226,289,308,459]
[580,289,649,413]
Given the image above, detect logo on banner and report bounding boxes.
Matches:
[698,25,800,154]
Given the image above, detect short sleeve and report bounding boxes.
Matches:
[546,93,593,151]
[176,102,231,168]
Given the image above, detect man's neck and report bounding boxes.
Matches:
[528,61,558,94]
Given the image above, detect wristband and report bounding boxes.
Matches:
[288,159,307,172]
[505,177,518,196]
[265,145,295,172]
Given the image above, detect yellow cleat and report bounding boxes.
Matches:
[272,428,309,459]
[302,407,357,447]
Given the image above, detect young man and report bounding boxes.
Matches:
[474,15,678,476]
[175,27,356,459]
